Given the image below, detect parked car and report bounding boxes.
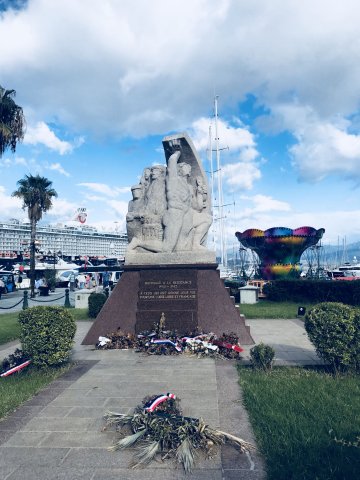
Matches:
[55,270,79,287]
[0,271,16,293]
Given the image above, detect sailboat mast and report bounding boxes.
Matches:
[208,124,216,251]
[214,95,225,266]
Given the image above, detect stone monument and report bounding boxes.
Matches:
[82,133,254,345]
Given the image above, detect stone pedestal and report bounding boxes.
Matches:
[239,286,259,304]
[75,289,93,308]
[82,264,254,345]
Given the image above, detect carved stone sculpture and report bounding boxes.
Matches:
[125,133,216,265]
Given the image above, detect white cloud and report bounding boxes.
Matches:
[190,116,261,190]
[1,0,360,244]
[2,0,359,140]
[47,198,77,220]
[240,194,291,215]
[190,117,256,153]
[290,121,360,182]
[47,162,70,177]
[261,103,360,182]
[14,156,28,166]
[221,162,261,190]
[106,199,129,217]
[0,156,28,168]
[90,219,126,232]
[83,194,106,202]
[78,183,130,198]
[0,185,23,218]
[24,121,74,154]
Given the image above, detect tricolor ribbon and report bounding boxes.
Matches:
[183,338,218,351]
[144,393,176,412]
[0,360,31,378]
[151,339,182,352]
[211,340,244,353]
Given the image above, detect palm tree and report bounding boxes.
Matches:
[0,85,26,157]
[12,175,58,297]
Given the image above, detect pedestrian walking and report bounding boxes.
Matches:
[0,278,4,299]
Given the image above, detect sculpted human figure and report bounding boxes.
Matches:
[191,176,212,249]
[125,133,216,264]
[126,184,144,242]
[144,165,166,218]
[162,150,193,252]
[140,167,151,194]
[142,165,166,241]
[128,148,193,253]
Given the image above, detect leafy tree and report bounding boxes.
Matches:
[0,85,26,157]
[12,175,58,297]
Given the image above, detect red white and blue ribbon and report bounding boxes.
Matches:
[151,339,182,352]
[0,360,31,378]
[211,340,244,353]
[184,338,218,351]
[144,393,176,412]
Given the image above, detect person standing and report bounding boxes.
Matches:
[0,278,4,299]
[69,272,76,291]
[77,273,86,289]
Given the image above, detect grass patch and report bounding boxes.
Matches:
[0,308,91,347]
[239,300,316,319]
[238,366,360,480]
[0,363,71,419]
[69,308,91,321]
[0,312,21,345]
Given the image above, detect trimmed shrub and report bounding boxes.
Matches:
[88,292,107,318]
[250,342,275,371]
[305,302,357,372]
[263,279,360,305]
[350,310,360,371]
[19,306,76,367]
[43,269,56,291]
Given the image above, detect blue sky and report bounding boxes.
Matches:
[1,0,360,250]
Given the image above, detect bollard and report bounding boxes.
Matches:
[64,288,71,308]
[22,290,29,310]
[104,287,109,299]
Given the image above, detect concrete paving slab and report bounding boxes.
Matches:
[5,466,96,480]
[92,468,223,480]
[241,318,324,365]
[36,406,74,418]
[0,446,70,467]
[0,316,326,479]
[0,466,18,480]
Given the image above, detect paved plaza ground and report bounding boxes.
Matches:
[0,292,323,479]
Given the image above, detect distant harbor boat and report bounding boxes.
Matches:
[326,262,360,279]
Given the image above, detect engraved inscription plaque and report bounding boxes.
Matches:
[136,269,198,332]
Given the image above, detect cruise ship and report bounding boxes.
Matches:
[0,218,128,265]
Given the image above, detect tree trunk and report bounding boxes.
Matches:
[30,217,37,297]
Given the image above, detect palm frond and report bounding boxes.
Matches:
[214,429,256,451]
[104,411,133,426]
[108,428,147,452]
[132,440,161,468]
[176,437,196,473]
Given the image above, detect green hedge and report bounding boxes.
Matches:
[263,279,360,305]
[88,292,107,318]
[305,302,359,372]
[19,306,76,367]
